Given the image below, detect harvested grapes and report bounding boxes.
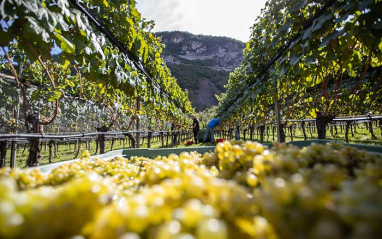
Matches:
[0,142,381,239]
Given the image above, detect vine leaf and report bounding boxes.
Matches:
[55,33,75,53]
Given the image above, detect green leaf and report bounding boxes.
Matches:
[55,33,75,53]
[47,90,62,101]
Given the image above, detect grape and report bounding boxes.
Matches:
[196,218,227,239]
[0,142,380,238]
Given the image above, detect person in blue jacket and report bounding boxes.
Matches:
[203,118,220,143]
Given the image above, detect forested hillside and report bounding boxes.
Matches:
[157,31,245,111]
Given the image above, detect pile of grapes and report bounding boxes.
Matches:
[0,141,381,239]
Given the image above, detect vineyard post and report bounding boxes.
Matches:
[259,125,265,143]
[274,101,281,142]
[54,142,58,157]
[166,132,169,147]
[160,132,164,148]
[48,140,53,163]
[0,141,7,167]
[110,138,115,151]
[345,121,352,143]
[368,115,376,139]
[350,124,354,138]
[10,141,16,168]
[334,123,338,135]
[136,98,141,148]
[289,124,293,141]
[73,139,81,159]
[301,122,307,141]
[330,124,334,137]
[309,123,313,138]
[147,131,152,148]
[249,125,253,141]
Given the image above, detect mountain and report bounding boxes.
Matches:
[157,31,245,111]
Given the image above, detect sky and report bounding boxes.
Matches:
[136,0,268,42]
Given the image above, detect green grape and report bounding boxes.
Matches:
[246,173,258,187]
[0,140,380,239]
[196,218,227,239]
[155,220,182,239]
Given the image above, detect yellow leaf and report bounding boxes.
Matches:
[63,59,70,69]
[310,109,317,118]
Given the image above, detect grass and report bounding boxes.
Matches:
[4,135,182,168]
[3,123,381,168]
[252,123,382,145]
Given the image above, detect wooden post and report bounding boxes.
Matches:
[249,126,254,141]
[9,141,16,168]
[166,132,169,147]
[350,124,354,137]
[54,142,58,157]
[148,131,152,148]
[48,140,53,164]
[274,101,281,142]
[0,141,7,168]
[345,121,352,143]
[301,121,307,141]
[136,98,141,148]
[259,125,266,143]
[368,117,377,139]
[73,139,81,159]
[334,122,338,135]
[110,138,115,151]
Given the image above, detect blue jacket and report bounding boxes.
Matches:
[207,118,220,128]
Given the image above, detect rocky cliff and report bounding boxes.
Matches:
[157,31,245,111]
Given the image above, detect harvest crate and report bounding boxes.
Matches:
[37,140,381,173]
[38,146,216,173]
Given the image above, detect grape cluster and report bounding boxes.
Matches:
[0,142,381,239]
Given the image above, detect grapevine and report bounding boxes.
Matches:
[215,0,382,139]
[0,0,195,165]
